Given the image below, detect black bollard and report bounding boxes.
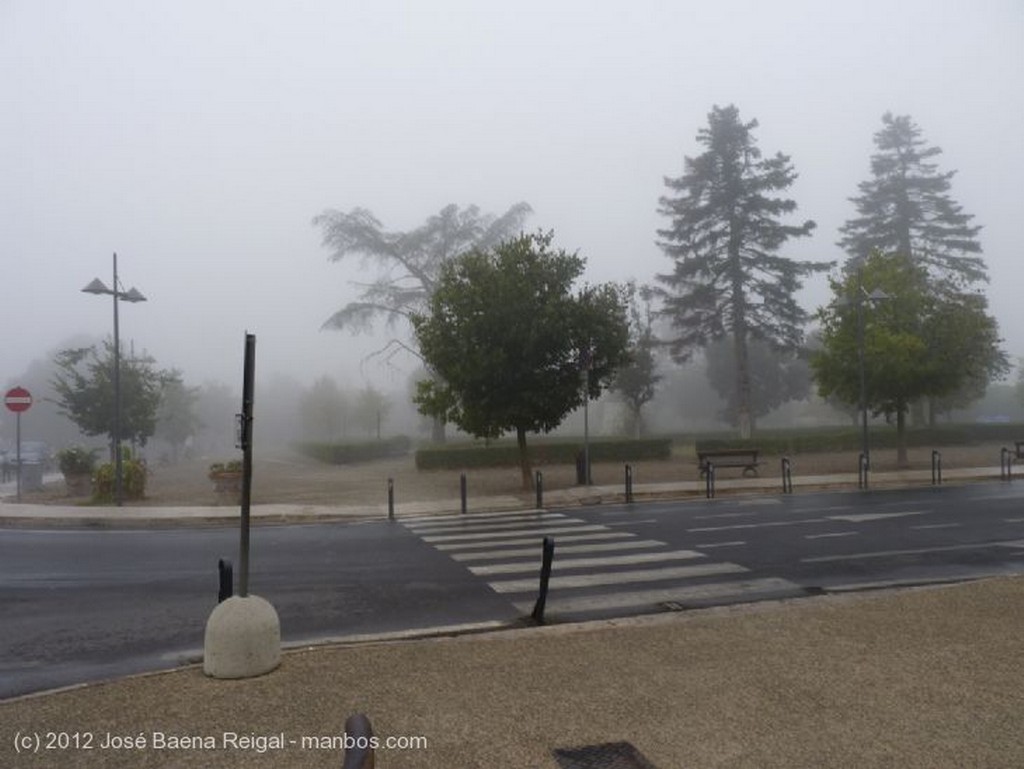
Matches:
[705,462,715,499]
[535,470,543,509]
[217,558,234,603]
[931,450,942,485]
[858,453,869,490]
[387,477,395,521]
[532,536,556,624]
[782,457,793,494]
[625,464,633,504]
[460,472,467,514]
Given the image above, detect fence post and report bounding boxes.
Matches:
[625,464,634,504]
[460,472,468,514]
[705,462,715,499]
[535,470,543,509]
[531,536,555,624]
[781,457,793,494]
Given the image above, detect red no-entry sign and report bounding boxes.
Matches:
[4,386,32,413]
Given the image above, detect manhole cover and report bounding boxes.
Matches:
[552,741,659,769]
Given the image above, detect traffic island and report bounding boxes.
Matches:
[203,594,281,679]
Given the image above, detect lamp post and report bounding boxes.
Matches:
[838,268,888,470]
[82,253,147,506]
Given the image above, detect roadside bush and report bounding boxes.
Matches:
[415,438,672,470]
[92,456,148,502]
[295,436,412,465]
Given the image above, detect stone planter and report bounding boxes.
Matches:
[63,472,93,497]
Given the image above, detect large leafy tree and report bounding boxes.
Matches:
[610,283,662,438]
[412,231,630,489]
[811,251,1006,466]
[838,113,985,288]
[656,104,827,439]
[51,341,177,455]
[153,371,201,462]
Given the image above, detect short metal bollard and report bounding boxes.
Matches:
[705,462,715,499]
[217,558,233,603]
[931,450,942,485]
[1001,448,1013,481]
[340,713,375,769]
[625,464,634,504]
[535,470,543,509]
[460,472,468,514]
[858,453,869,490]
[532,536,555,624]
[387,477,395,521]
[781,457,793,494]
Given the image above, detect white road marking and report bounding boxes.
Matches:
[488,561,748,594]
[696,541,747,549]
[689,519,827,533]
[804,531,860,540]
[469,549,705,576]
[910,523,961,530]
[423,524,609,543]
[827,510,928,523]
[434,532,633,551]
[511,577,800,614]
[802,540,1024,563]
[403,509,555,525]
[692,511,759,520]
[407,516,576,535]
[450,540,666,562]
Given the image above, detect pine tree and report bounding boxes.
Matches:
[656,104,826,438]
[838,112,985,287]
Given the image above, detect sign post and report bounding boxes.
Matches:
[5,387,33,503]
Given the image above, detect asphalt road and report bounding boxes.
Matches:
[3,481,1024,698]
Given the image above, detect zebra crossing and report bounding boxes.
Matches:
[402,508,800,619]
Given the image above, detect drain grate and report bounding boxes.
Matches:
[552,741,659,769]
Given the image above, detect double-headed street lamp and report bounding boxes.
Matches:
[82,253,147,506]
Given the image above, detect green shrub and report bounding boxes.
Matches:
[415,438,672,470]
[295,436,412,465]
[208,460,242,477]
[92,458,147,502]
[57,446,97,475]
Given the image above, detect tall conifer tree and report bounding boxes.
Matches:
[656,104,826,438]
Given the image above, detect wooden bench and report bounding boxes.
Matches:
[697,448,760,478]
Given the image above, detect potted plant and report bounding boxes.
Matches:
[208,460,243,503]
[57,446,97,497]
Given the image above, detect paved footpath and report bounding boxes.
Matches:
[2,465,1023,767]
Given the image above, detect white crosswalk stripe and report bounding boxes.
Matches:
[403,510,800,617]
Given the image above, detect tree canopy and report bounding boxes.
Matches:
[811,251,1007,465]
[656,104,828,438]
[838,112,985,288]
[610,283,662,438]
[51,341,177,453]
[412,231,630,488]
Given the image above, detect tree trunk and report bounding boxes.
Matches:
[516,426,533,491]
[896,407,909,468]
[733,328,753,440]
[431,416,446,444]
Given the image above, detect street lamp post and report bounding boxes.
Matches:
[82,253,147,506]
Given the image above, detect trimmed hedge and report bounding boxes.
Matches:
[694,422,1024,455]
[415,438,672,470]
[295,436,412,465]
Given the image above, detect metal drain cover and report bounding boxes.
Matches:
[552,741,659,769]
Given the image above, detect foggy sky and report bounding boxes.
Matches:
[3,0,1022,397]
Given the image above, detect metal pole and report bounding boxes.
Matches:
[857,285,869,473]
[387,477,395,521]
[112,253,123,507]
[238,333,256,597]
[583,368,591,485]
[15,412,21,503]
[625,464,633,503]
[535,470,543,509]
[460,472,467,514]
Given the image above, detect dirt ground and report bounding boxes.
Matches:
[12,441,1015,508]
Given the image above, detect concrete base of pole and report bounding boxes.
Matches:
[203,594,281,679]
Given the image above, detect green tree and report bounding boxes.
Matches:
[353,385,391,439]
[412,231,630,489]
[811,251,1006,466]
[299,376,349,441]
[312,202,531,442]
[704,336,811,428]
[154,371,201,461]
[656,104,828,439]
[839,112,985,289]
[610,283,662,438]
[51,341,173,457]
